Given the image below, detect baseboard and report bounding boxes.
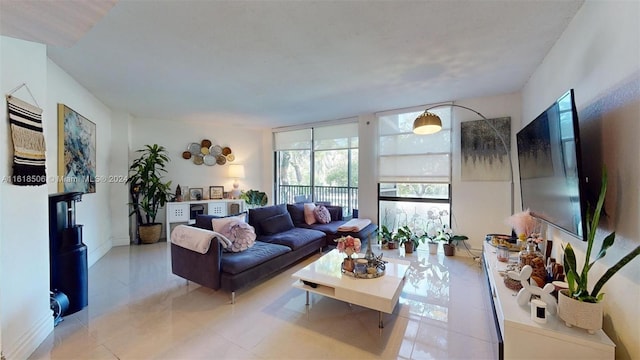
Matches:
[88,239,113,267]
[5,311,52,360]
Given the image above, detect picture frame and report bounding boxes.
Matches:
[189,188,203,201]
[209,186,224,200]
[57,104,97,193]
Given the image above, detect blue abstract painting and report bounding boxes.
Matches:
[58,104,96,193]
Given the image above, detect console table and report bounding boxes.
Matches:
[482,244,615,359]
[165,200,244,240]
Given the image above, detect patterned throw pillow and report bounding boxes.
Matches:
[314,205,331,224]
[219,220,256,253]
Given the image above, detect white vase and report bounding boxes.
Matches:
[428,242,438,255]
[557,289,603,334]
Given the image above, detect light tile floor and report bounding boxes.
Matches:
[30,243,499,359]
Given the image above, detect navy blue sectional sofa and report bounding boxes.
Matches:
[170,203,377,302]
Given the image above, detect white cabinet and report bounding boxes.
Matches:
[483,244,615,359]
[165,200,244,240]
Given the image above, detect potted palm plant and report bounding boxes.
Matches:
[126,144,173,244]
[559,168,640,333]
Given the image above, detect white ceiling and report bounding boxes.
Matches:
[2,0,584,129]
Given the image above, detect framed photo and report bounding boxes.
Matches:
[189,188,203,201]
[209,186,224,200]
[58,104,97,193]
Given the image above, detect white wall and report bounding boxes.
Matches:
[128,117,266,235]
[1,36,124,358]
[46,60,117,264]
[452,93,522,251]
[0,36,52,360]
[522,1,639,358]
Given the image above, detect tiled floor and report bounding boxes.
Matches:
[30,243,499,359]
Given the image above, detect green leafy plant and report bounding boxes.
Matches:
[563,168,640,303]
[240,189,268,207]
[126,144,173,224]
[378,225,394,245]
[395,225,425,249]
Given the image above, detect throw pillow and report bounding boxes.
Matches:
[219,221,256,253]
[211,213,246,232]
[314,205,331,224]
[303,203,317,225]
[261,213,295,235]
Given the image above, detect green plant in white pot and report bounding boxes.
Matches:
[560,168,640,333]
[126,144,173,244]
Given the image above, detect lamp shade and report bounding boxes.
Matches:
[413,112,443,134]
[228,164,245,179]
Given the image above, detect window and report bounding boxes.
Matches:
[274,122,358,215]
[377,106,453,233]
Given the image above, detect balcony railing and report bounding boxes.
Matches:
[277,185,358,216]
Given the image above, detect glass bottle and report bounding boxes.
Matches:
[519,239,546,282]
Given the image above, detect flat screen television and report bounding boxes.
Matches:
[516,89,587,240]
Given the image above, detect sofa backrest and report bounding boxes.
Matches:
[194,212,247,230]
[286,203,343,227]
[248,203,288,235]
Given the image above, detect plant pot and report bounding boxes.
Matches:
[428,242,438,255]
[557,289,603,334]
[387,241,398,250]
[404,241,414,254]
[139,223,162,244]
[443,243,455,256]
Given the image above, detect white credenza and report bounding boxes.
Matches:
[165,200,245,240]
[483,244,615,359]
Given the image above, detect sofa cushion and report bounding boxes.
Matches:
[249,204,287,236]
[221,242,291,275]
[287,203,306,226]
[258,227,325,251]
[261,212,294,235]
[195,212,247,231]
[303,203,317,225]
[325,205,343,221]
[314,205,331,224]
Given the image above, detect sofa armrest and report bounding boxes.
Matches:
[171,237,223,290]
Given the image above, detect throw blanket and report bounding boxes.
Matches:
[6,96,46,185]
[338,218,372,232]
[171,225,231,254]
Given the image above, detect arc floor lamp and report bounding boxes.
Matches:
[413,104,514,215]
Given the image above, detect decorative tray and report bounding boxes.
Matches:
[342,266,385,279]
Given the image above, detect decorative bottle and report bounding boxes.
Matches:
[519,239,546,286]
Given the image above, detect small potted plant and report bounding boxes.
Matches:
[126,144,173,244]
[559,168,640,333]
[435,225,468,256]
[240,189,268,209]
[378,225,393,249]
[396,225,424,254]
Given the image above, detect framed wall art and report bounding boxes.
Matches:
[461,117,511,181]
[57,104,96,193]
[189,188,203,201]
[209,186,224,200]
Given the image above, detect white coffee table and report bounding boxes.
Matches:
[292,249,410,328]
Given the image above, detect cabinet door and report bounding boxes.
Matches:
[167,203,190,222]
[208,202,227,216]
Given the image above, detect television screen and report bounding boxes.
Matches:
[516,89,587,240]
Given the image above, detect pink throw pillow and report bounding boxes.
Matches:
[303,203,317,225]
[314,205,331,224]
